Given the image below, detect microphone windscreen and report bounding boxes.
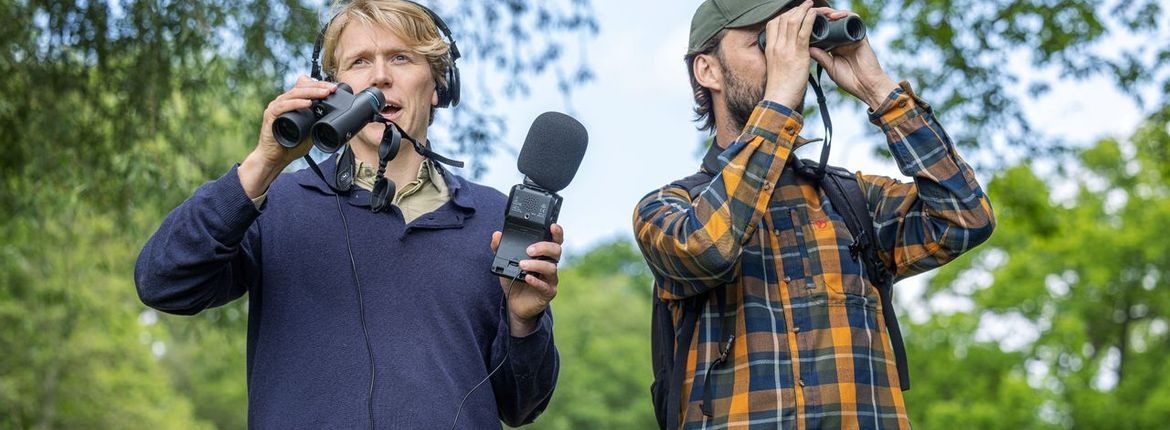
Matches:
[517,112,588,193]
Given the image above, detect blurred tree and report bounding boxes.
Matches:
[431,0,598,177]
[905,115,1170,428]
[0,203,213,428]
[840,0,1169,161]
[515,238,658,429]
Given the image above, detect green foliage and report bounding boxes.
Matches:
[913,116,1170,428]
[1,2,271,421]
[560,236,654,298]
[159,306,250,430]
[845,0,1170,160]
[903,313,1055,429]
[518,239,657,429]
[0,204,212,428]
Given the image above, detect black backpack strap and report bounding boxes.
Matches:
[661,168,729,428]
[672,170,716,200]
[819,167,910,391]
[701,289,735,417]
[650,168,715,430]
[663,292,706,429]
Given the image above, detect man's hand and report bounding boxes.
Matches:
[490,224,564,337]
[239,75,338,199]
[808,8,899,110]
[761,0,818,109]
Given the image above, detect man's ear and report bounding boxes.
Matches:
[693,53,723,93]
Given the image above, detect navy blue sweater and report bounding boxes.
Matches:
[135,157,558,428]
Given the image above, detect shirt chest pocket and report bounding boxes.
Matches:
[769,210,808,284]
[816,211,871,299]
[769,206,874,299]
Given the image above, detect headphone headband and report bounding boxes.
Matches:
[310,0,460,107]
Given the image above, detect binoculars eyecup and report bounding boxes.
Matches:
[273,109,316,148]
[311,88,385,153]
[271,84,386,153]
[757,15,866,52]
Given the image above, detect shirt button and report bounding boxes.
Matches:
[897,100,908,108]
[793,326,801,333]
[784,126,795,134]
[773,229,781,236]
[799,379,806,387]
[783,276,792,283]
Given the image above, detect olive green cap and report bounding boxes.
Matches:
[688,0,830,53]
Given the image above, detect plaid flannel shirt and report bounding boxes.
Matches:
[633,81,995,429]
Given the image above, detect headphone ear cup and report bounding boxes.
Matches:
[446,65,460,108]
[436,64,459,108]
[436,80,449,108]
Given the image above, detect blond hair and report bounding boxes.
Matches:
[320,0,452,88]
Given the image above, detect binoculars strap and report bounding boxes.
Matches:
[805,65,833,178]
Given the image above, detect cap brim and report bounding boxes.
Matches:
[725,0,831,29]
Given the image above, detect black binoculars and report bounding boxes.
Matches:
[272,83,386,153]
[757,14,866,52]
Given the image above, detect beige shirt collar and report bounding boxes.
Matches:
[351,158,450,223]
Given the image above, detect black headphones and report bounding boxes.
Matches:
[301,1,466,202]
[309,0,462,108]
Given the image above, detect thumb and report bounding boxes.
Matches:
[809,47,832,68]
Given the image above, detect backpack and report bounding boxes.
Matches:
[648,164,909,430]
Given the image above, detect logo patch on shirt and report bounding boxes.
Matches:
[812,217,831,231]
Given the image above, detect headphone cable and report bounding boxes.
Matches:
[449,275,521,430]
[337,194,378,430]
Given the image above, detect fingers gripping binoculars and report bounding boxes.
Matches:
[758,15,866,52]
[272,83,386,153]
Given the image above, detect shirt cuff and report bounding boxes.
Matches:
[251,193,267,210]
[870,80,940,128]
[747,100,805,144]
[867,80,932,130]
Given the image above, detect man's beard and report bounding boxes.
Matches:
[723,66,804,132]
